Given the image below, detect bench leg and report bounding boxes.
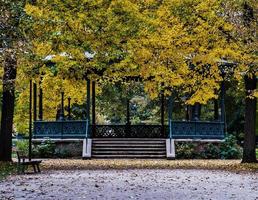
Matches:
[36,164,41,173]
[17,164,21,174]
[33,164,37,173]
[22,165,25,174]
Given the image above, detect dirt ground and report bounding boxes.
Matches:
[0,169,257,200]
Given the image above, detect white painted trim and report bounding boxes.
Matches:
[82,139,92,159]
[174,139,224,142]
[166,139,175,159]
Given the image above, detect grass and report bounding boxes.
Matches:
[256,148,258,159]
[0,162,16,180]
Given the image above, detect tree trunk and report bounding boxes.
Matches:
[0,50,17,161]
[242,75,257,163]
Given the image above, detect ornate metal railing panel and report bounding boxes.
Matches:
[33,120,224,139]
[170,121,224,139]
[94,125,166,138]
[34,121,88,139]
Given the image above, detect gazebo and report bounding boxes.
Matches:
[29,60,233,159]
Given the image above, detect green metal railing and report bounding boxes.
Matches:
[34,120,90,139]
[34,120,224,139]
[168,120,224,139]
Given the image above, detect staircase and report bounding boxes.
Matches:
[92,138,166,158]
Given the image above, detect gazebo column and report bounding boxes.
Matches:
[33,82,37,121]
[59,91,65,120]
[193,103,201,121]
[125,98,131,137]
[92,81,96,136]
[29,80,32,160]
[161,92,165,136]
[168,95,173,138]
[220,80,226,125]
[38,84,43,120]
[67,97,71,120]
[185,105,190,121]
[126,99,130,125]
[214,99,219,120]
[86,79,91,137]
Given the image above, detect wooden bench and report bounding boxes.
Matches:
[16,151,42,174]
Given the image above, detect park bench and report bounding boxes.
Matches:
[16,151,42,174]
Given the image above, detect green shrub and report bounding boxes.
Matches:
[175,135,242,159]
[219,134,242,159]
[54,148,71,158]
[16,140,29,156]
[176,143,198,159]
[33,140,55,158]
[202,143,221,159]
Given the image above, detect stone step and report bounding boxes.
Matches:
[92,144,165,148]
[92,151,166,154]
[93,138,166,141]
[92,147,165,150]
[93,141,165,144]
[92,154,166,158]
[91,138,166,159]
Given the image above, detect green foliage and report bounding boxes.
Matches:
[176,143,198,159]
[16,139,29,156]
[220,135,242,159]
[33,140,55,158]
[176,135,242,159]
[0,162,16,180]
[202,143,221,159]
[54,148,71,158]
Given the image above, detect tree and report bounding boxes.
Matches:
[0,0,26,161]
[241,1,257,163]
[221,0,257,163]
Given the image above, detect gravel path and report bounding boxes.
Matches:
[0,169,257,200]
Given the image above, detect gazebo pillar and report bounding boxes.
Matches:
[193,103,201,121]
[161,92,165,136]
[67,97,71,120]
[59,91,65,120]
[214,99,219,120]
[38,86,43,120]
[126,99,130,125]
[168,95,173,138]
[86,79,91,137]
[33,82,37,121]
[29,80,33,160]
[220,80,226,125]
[92,81,96,136]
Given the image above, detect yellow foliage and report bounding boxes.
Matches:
[12,0,256,132]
